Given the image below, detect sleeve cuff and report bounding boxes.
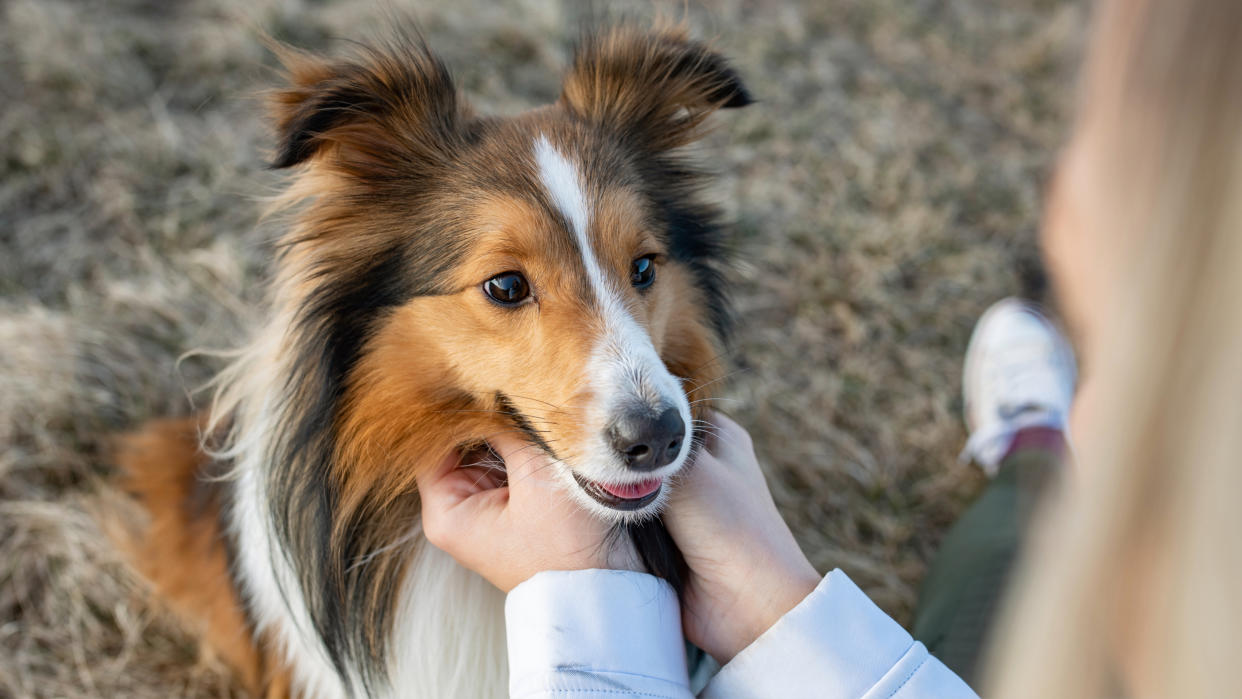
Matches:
[702,569,977,699]
[505,569,691,698]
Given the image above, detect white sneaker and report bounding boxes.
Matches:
[960,298,1077,475]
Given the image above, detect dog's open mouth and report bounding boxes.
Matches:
[571,473,663,511]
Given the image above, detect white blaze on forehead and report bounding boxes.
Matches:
[534,135,610,303]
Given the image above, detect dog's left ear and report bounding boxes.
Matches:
[560,26,752,151]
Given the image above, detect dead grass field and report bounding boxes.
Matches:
[1,0,1083,695]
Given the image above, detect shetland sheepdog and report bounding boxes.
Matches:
[114,24,750,698]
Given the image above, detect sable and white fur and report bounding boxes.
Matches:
[114,25,750,698]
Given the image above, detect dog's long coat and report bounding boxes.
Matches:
[116,25,749,698]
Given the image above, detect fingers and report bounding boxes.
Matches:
[488,434,598,530]
[705,410,741,433]
[711,411,752,447]
[417,448,509,552]
[696,410,753,458]
[488,433,558,484]
[423,486,509,560]
[415,449,467,502]
[417,449,501,502]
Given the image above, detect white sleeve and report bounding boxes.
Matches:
[505,569,694,699]
[701,570,978,699]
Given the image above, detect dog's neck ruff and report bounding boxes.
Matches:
[225,357,508,698]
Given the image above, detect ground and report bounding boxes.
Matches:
[0,0,1083,695]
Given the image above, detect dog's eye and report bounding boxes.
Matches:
[483,272,530,305]
[631,256,656,289]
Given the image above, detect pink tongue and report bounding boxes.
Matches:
[600,477,662,500]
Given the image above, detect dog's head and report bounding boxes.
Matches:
[267,26,749,522]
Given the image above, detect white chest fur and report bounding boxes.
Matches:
[231,458,508,698]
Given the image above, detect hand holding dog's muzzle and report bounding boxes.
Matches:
[666,412,822,665]
[416,434,632,593]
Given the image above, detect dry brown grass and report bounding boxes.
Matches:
[0,0,1083,696]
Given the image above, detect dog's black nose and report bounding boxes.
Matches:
[609,407,686,472]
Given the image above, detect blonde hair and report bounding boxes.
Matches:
[986,1,1242,697]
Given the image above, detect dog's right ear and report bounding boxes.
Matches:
[267,39,469,175]
[560,26,752,152]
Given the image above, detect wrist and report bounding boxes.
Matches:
[715,562,820,664]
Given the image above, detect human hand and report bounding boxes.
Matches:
[417,434,635,593]
[666,412,821,664]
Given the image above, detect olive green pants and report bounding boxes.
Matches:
[911,438,1062,688]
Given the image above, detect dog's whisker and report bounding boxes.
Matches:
[688,398,740,409]
[682,368,749,396]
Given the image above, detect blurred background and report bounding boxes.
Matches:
[0,0,1083,695]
